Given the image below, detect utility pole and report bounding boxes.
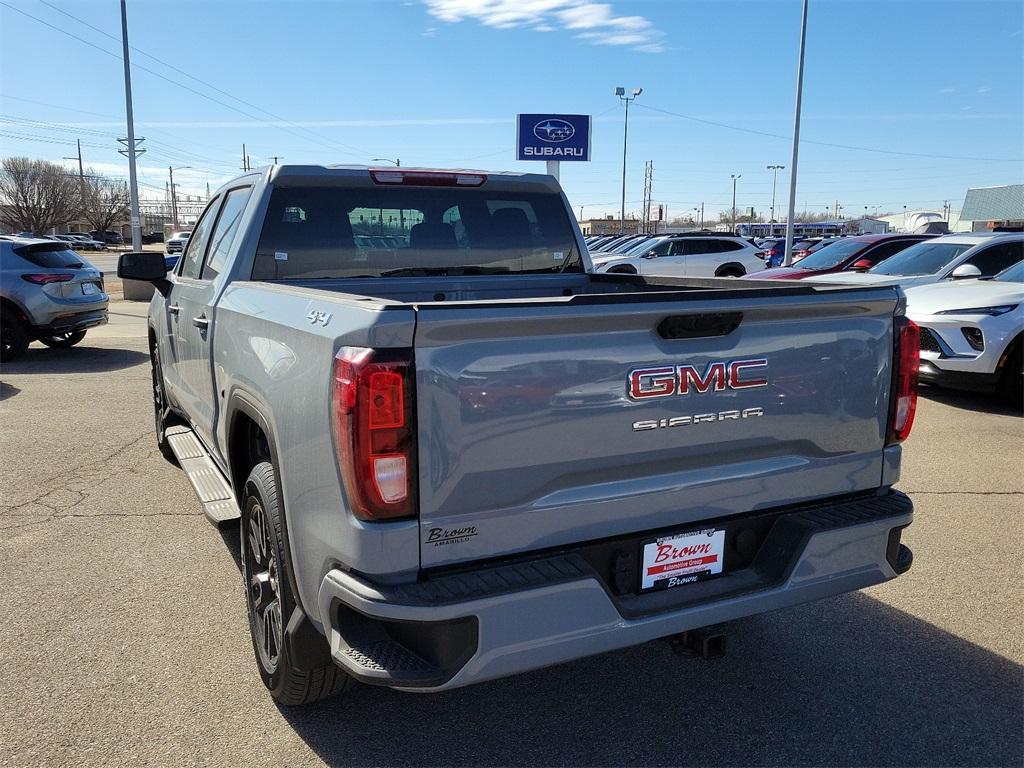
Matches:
[63,139,87,199]
[767,164,784,225]
[242,144,248,171]
[641,161,653,234]
[119,0,143,251]
[269,156,282,165]
[783,0,809,267]
[169,166,179,230]
[731,174,741,233]
[700,202,705,229]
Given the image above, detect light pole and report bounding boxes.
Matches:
[783,0,809,266]
[731,174,741,233]
[372,158,401,167]
[615,86,642,235]
[902,204,907,232]
[693,207,699,227]
[168,166,191,230]
[767,164,784,225]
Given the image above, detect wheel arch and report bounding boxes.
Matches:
[226,389,326,636]
[997,331,1023,369]
[715,262,746,277]
[0,295,30,324]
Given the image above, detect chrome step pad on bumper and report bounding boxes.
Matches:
[165,425,240,528]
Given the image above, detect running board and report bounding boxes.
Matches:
[165,425,240,528]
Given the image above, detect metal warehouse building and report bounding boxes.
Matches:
[960,184,1024,231]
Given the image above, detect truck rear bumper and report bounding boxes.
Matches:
[317,492,912,692]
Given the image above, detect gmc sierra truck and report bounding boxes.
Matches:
[119,165,918,705]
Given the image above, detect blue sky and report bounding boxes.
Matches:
[1,0,1022,220]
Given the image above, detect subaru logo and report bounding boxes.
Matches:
[533,119,575,143]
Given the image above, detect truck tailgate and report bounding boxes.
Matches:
[413,289,898,567]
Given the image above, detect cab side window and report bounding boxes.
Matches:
[202,186,253,280]
[177,197,221,279]
[965,241,1023,276]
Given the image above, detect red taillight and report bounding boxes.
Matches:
[22,273,74,284]
[332,347,416,520]
[887,317,920,444]
[369,169,487,187]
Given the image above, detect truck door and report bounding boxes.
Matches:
[166,185,252,447]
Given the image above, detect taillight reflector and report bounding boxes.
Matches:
[888,317,920,444]
[332,347,416,520]
[22,273,74,284]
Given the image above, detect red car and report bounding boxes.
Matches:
[752,234,934,280]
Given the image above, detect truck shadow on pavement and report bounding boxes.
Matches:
[265,590,1022,767]
[215,527,1022,766]
[2,344,148,374]
[919,385,1022,417]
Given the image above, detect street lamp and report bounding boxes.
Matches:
[731,174,741,233]
[372,158,401,167]
[615,86,642,235]
[168,165,191,230]
[767,165,784,225]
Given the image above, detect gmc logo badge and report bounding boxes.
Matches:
[628,359,768,400]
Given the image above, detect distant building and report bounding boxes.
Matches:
[960,184,1024,231]
[845,217,889,234]
[578,217,640,236]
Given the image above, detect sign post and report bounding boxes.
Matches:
[517,113,591,186]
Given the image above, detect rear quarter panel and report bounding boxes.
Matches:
[212,282,419,629]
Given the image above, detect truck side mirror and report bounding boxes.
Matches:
[118,252,171,295]
[950,263,982,280]
[850,259,873,272]
[641,250,657,259]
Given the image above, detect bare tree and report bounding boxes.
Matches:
[79,169,129,238]
[0,157,81,234]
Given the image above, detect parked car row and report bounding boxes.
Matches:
[585,230,1022,400]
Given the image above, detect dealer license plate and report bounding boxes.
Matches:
[640,528,726,592]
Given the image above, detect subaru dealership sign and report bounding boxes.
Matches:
[516,114,591,162]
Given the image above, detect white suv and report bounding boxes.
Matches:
[590,233,764,277]
[906,260,1023,401]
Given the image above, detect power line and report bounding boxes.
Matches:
[634,103,1023,163]
[29,0,376,160]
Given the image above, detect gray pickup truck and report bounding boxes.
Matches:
[119,165,918,705]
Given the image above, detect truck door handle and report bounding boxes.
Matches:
[168,304,180,315]
[192,314,209,329]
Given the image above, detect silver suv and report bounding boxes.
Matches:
[0,238,109,361]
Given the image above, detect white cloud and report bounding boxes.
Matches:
[422,0,663,52]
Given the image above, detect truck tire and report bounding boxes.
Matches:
[1,311,30,362]
[150,343,178,464]
[241,461,352,705]
[39,330,87,348]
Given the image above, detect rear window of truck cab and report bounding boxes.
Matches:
[252,184,583,279]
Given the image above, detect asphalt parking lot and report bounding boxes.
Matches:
[1,303,1021,767]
